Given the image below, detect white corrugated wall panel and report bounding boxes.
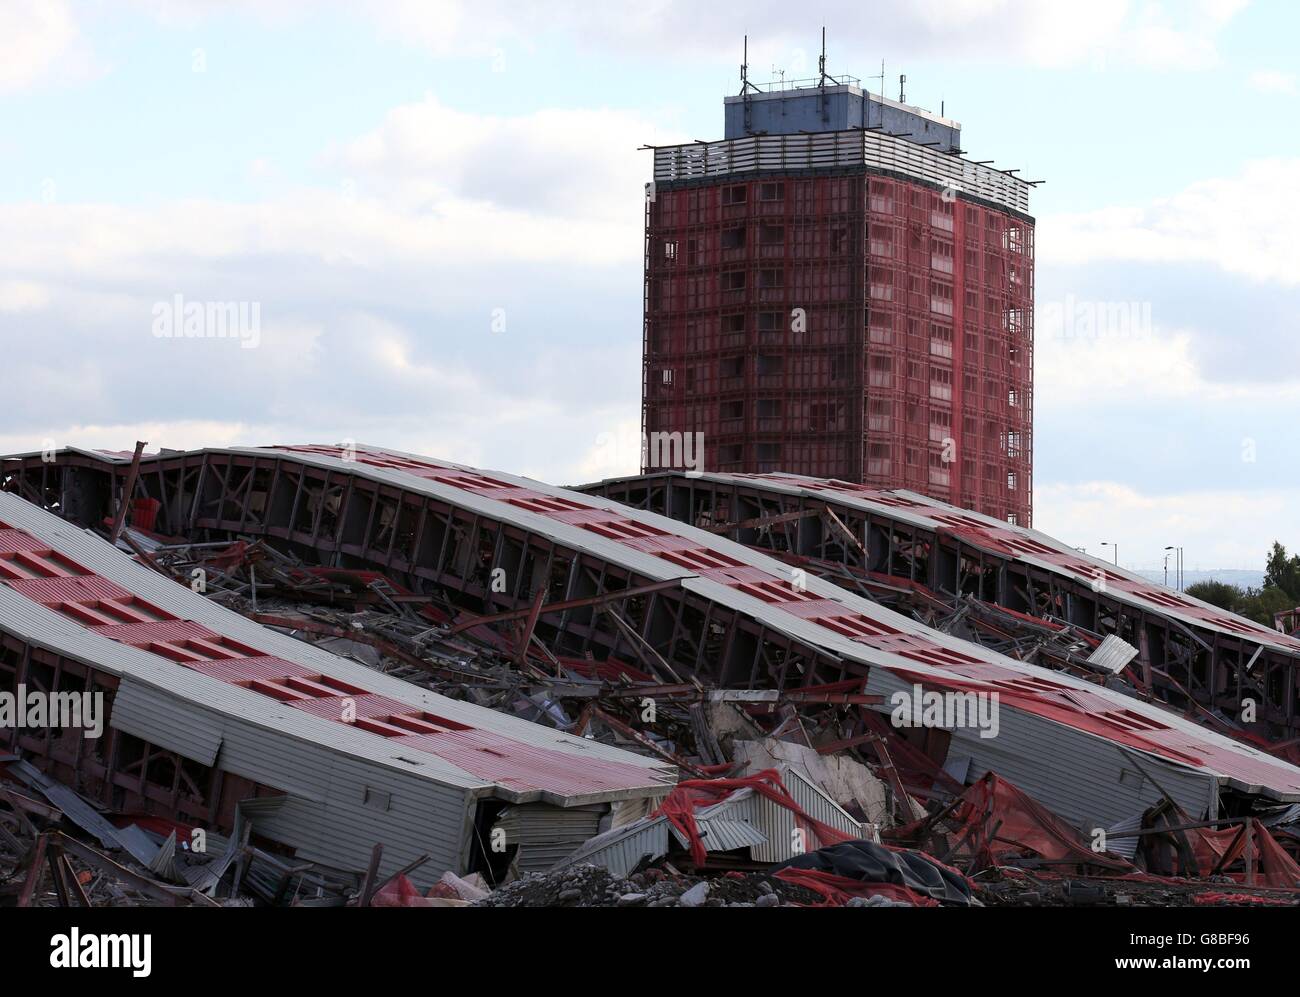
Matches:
[110,677,224,766]
[867,668,1218,829]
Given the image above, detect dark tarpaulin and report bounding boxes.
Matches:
[774,839,973,906]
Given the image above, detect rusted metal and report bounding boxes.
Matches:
[109,440,148,545]
[514,588,546,666]
[701,508,819,534]
[16,832,47,907]
[448,578,684,635]
[588,705,707,779]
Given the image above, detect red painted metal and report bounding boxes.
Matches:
[262,445,1300,797]
[641,174,1034,525]
[0,511,661,797]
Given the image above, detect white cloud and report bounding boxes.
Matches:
[1115,0,1245,70]
[0,420,254,457]
[335,94,681,223]
[126,0,1246,73]
[1034,479,1296,570]
[0,280,51,313]
[355,0,1242,72]
[1035,323,1196,403]
[1248,69,1297,95]
[0,85,661,490]
[1039,159,1300,284]
[1035,314,1300,403]
[573,418,644,484]
[0,0,94,93]
[0,186,641,279]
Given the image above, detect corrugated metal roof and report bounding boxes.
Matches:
[15,447,1300,810]
[596,468,1300,659]
[0,492,675,807]
[1087,634,1141,675]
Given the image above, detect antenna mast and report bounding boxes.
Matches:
[740,35,756,134]
[869,60,885,129]
[818,26,830,124]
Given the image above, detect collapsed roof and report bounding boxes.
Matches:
[5,444,1298,835]
[0,490,673,887]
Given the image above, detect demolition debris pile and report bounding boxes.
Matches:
[2,444,1300,908]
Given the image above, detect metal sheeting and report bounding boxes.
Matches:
[1087,634,1140,675]
[0,492,674,805]
[211,722,473,883]
[492,802,608,875]
[748,768,868,862]
[607,468,1300,660]
[554,819,672,879]
[1104,812,1144,861]
[1,584,476,884]
[556,766,867,874]
[15,450,1300,824]
[6,759,160,867]
[111,677,223,766]
[0,583,491,793]
[671,797,769,854]
[651,129,1031,214]
[218,446,1300,807]
[867,667,1218,829]
[0,493,676,889]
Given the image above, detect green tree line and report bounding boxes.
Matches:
[1185,542,1300,628]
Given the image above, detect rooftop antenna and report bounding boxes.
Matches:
[869,60,886,129]
[818,26,830,124]
[899,73,907,103]
[739,35,763,94]
[740,35,756,135]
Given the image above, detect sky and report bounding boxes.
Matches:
[1,0,1297,573]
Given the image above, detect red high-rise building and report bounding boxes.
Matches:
[641,77,1035,524]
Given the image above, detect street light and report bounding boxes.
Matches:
[1164,545,1183,591]
[1100,541,1118,566]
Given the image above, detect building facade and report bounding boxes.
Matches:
[641,80,1035,525]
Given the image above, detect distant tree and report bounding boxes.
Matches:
[1185,580,1244,612]
[1238,585,1296,628]
[1264,542,1300,603]
[1183,543,1298,628]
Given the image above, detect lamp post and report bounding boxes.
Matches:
[1101,541,1118,566]
[1165,546,1184,591]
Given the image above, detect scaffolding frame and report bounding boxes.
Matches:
[642,169,1033,526]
